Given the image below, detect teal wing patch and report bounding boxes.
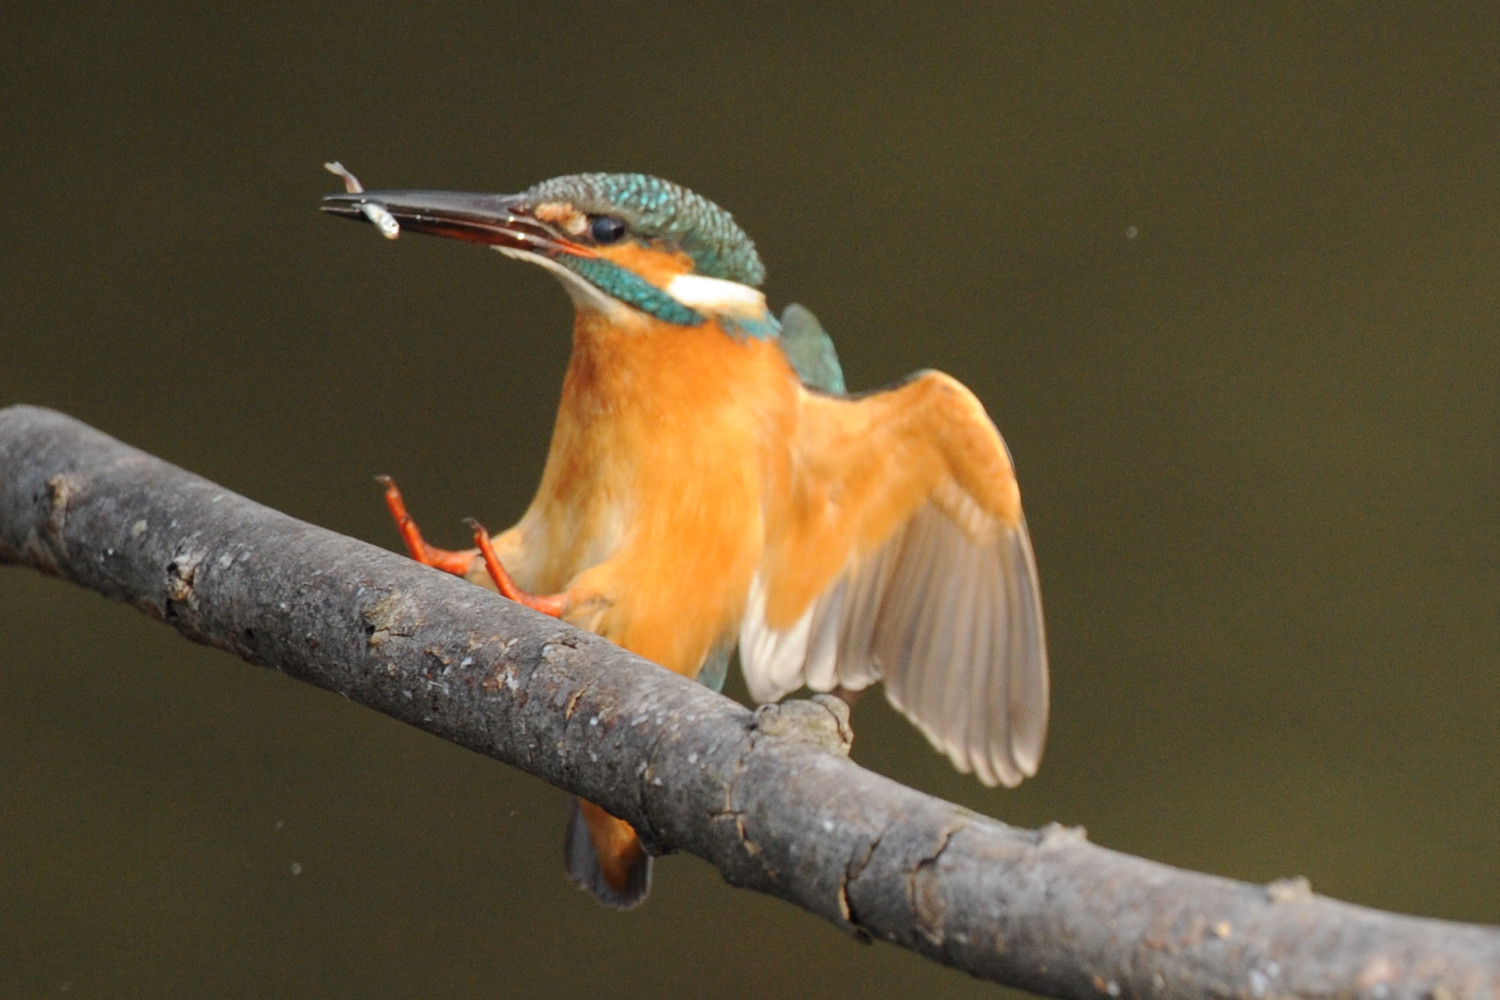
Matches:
[696,637,733,693]
[779,303,846,395]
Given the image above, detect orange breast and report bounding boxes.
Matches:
[511,309,798,678]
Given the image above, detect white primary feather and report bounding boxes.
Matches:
[741,574,813,704]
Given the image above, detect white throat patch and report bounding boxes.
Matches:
[492,246,628,319]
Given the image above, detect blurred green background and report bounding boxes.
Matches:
[3,5,1498,997]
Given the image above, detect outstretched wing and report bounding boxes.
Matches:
[739,371,1048,787]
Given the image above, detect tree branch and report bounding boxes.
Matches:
[1,404,1495,1000]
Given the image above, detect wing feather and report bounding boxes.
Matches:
[833,536,894,691]
[951,516,990,782]
[801,578,845,692]
[984,524,1015,784]
[897,510,960,753]
[739,372,1049,787]
[957,527,995,783]
[1006,523,1049,774]
[741,575,812,703]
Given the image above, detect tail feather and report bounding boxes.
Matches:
[564,798,651,909]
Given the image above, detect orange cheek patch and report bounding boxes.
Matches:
[533,201,588,236]
[597,243,694,289]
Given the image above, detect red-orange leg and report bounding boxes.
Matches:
[464,517,568,618]
[377,475,478,576]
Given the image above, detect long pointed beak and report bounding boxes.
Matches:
[321,190,596,257]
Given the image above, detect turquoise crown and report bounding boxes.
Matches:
[521,173,766,288]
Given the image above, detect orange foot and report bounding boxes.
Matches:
[379,476,568,617]
[465,517,568,618]
[378,475,477,575]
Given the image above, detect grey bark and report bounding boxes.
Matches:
[1,403,1495,1000]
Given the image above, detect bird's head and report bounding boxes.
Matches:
[322,172,771,333]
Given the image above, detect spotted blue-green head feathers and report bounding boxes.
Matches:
[522,173,766,287]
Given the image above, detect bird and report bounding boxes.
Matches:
[322,168,1048,909]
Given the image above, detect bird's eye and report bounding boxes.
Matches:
[589,215,628,244]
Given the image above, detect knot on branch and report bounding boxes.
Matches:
[45,473,78,550]
[1265,875,1313,904]
[749,694,854,756]
[0,472,80,572]
[362,590,422,647]
[165,548,204,613]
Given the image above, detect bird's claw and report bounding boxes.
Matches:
[465,517,568,617]
[379,475,477,575]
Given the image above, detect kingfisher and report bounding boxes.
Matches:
[322,168,1048,909]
